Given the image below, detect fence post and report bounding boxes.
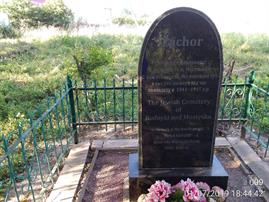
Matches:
[2,134,20,201]
[243,70,256,119]
[67,75,78,144]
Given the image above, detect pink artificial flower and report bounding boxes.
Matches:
[146,180,171,202]
[196,182,211,192]
[173,178,201,202]
[199,195,207,202]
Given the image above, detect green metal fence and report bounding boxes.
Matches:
[244,83,269,157]
[73,71,269,158]
[0,72,269,201]
[74,78,138,131]
[73,75,252,126]
[0,78,76,202]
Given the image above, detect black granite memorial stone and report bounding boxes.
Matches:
[139,7,223,168]
[129,7,228,201]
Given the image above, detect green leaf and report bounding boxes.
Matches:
[167,190,184,202]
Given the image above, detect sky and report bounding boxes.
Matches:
[64,0,269,33]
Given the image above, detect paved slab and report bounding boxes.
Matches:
[215,137,231,147]
[46,142,90,202]
[91,140,103,150]
[227,137,269,191]
[123,177,129,202]
[91,137,229,150]
[103,139,138,150]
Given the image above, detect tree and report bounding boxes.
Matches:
[1,0,74,30]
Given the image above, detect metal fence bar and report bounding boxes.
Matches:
[2,73,269,201]
[244,71,256,118]
[53,95,64,154]
[85,80,91,121]
[104,79,108,131]
[74,81,81,129]
[113,79,116,131]
[131,78,135,130]
[67,76,77,144]
[0,80,74,201]
[77,121,138,125]
[94,80,99,131]
[60,90,70,148]
[229,77,238,126]
[73,76,269,157]
[238,76,247,125]
[122,79,125,130]
[1,89,71,161]
[37,109,52,181]
[76,86,137,90]
[18,124,36,202]
[2,135,20,201]
[29,116,45,189]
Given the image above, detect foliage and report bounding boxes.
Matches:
[0,34,142,133]
[0,0,31,29]
[222,33,269,86]
[26,0,74,28]
[1,0,74,31]
[112,17,135,26]
[73,46,113,82]
[112,17,147,26]
[0,32,269,201]
[0,24,19,38]
[112,9,148,26]
[1,33,269,133]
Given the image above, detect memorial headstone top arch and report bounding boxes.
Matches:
[129,7,228,201]
[138,7,223,168]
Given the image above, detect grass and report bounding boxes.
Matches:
[0,34,143,200]
[0,32,269,201]
[222,33,269,85]
[0,34,142,133]
[1,33,269,133]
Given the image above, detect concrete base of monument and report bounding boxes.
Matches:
[128,153,228,202]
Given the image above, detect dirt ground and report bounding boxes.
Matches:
[79,125,138,141]
[80,148,266,202]
[215,148,265,202]
[81,151,129,202]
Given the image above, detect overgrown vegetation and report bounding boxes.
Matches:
[0,24,19,38]
[0,33,269,132]
[0,31,269,201]
[0,0,73,38]
[0,35,141,200]
[73,45,113,82]
[112,9,148,26]
[112,16,147,26]
[0,34,142,133]
[222,33,269,86]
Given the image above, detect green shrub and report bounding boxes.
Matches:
[112,16,147,26]
[0,25,19,38]
[26,0,74,28]
[1,0,74,30]
[112,17,136,26]
[73,46,113,81]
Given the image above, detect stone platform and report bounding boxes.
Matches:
[128,153,228,202]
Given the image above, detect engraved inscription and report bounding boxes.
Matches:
[139,8,222,168]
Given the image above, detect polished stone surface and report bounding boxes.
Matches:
[138,7,223,168]
[129,153,228,201]
[129,7,228,201]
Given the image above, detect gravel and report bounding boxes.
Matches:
[81,148,266,202]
